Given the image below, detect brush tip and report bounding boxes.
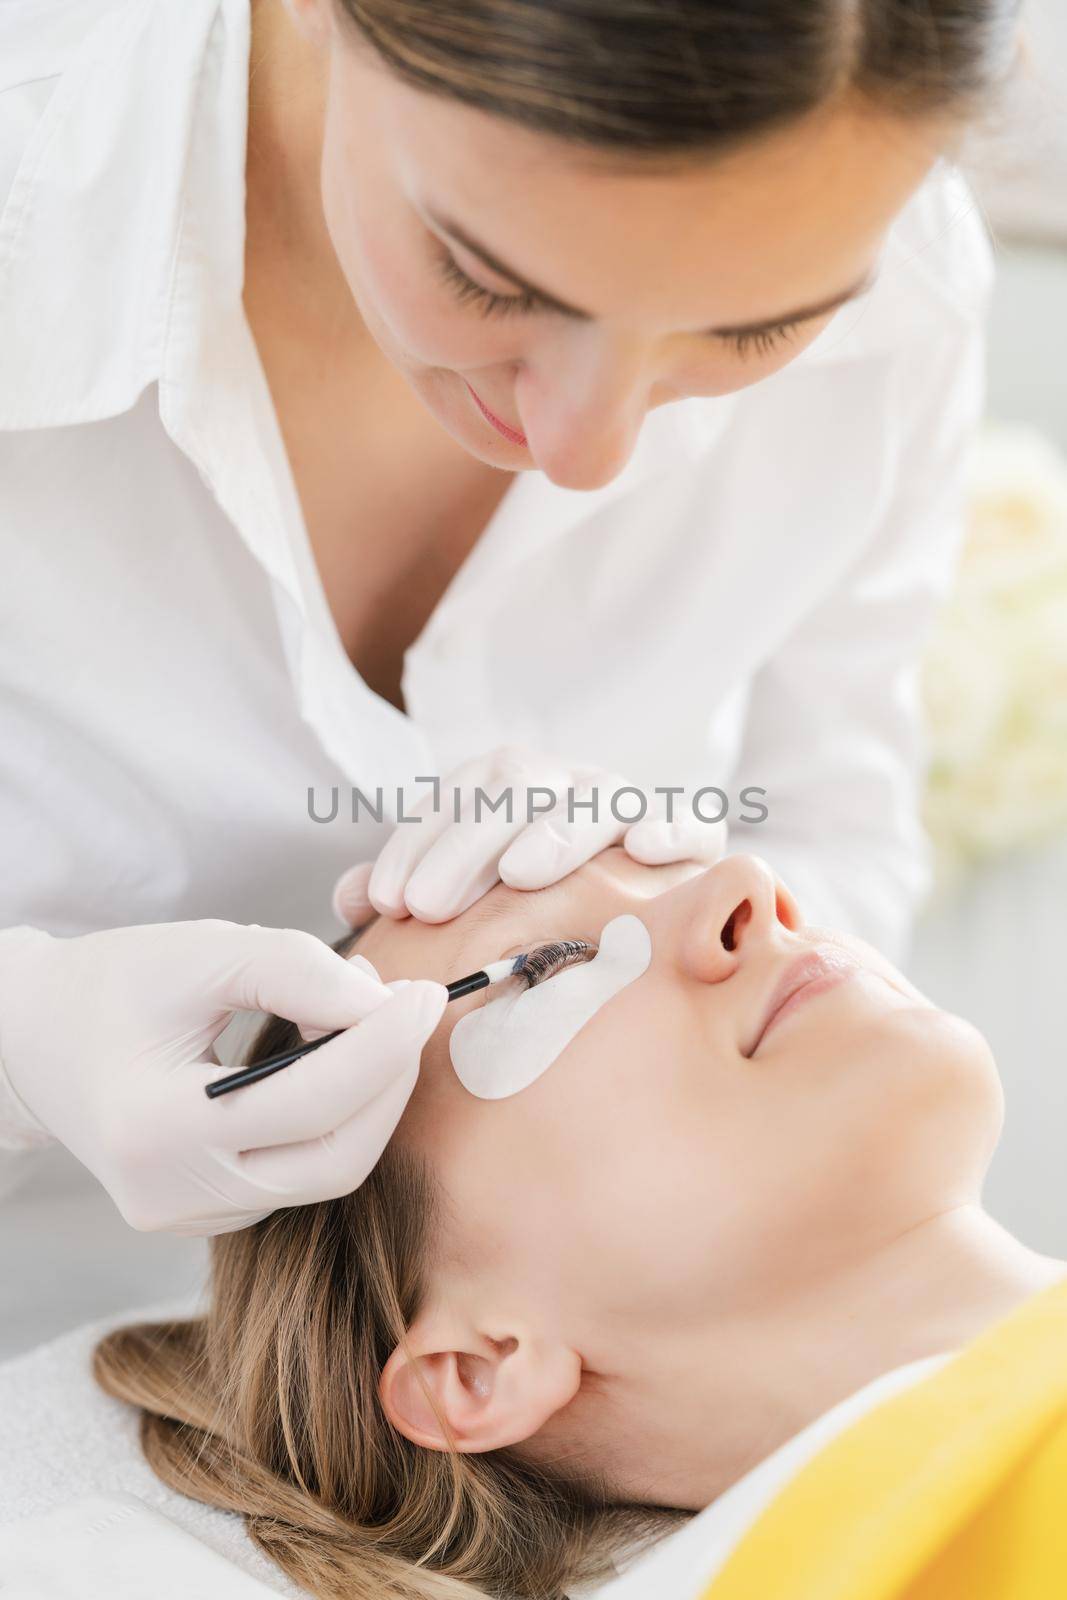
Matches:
[481,956,524,985]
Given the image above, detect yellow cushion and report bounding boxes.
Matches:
[699,1278,1067,1600]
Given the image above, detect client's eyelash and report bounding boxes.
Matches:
[513,939,597,988]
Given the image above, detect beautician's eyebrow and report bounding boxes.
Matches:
[423,205,877,337]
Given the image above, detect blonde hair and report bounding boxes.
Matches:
[94,1009,677,1599]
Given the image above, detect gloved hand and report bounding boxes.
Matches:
[0,920,446,1235]
[332,744,729,926]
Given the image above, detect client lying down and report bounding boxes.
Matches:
[92,849,1065,1599]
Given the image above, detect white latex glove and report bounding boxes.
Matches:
[332,744,729,926]
[0,921,447,1235]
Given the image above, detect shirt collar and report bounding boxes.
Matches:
[0,0,234,432]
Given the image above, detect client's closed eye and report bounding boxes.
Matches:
[506,938,599,988]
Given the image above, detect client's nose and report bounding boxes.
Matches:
[677,854,800,986]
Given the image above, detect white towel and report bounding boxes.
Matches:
[0,1302,306,1597]
[0,1492,292,1600]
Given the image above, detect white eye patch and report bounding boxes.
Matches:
[448,913,652,1100]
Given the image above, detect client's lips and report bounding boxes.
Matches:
[745,947,861,1058]
[464,380,528,446]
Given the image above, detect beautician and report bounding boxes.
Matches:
[0,0,1016,1242]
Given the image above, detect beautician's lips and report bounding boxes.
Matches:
[464,380,528,447]
[746,947,862,1058]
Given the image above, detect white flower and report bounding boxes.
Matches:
[922,422,1067,892]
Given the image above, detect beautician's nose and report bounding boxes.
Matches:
[519,329,650,488]
[677,854,801,986]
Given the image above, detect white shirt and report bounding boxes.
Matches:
[0,0,995,963]
[0,1304,954,1598]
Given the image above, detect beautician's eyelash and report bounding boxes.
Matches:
[434,244,806,358]
[726,321,804,359]
[513,938,598,988]
[434,247,539,319]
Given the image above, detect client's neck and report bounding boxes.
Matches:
[612,1204,1066,1511]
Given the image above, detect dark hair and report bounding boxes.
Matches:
[336,0,1020,163]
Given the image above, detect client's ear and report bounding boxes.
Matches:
[379,1310,581,1452]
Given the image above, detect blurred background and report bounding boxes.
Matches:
[911,0,1067,1260]
[1,1,1065,1359]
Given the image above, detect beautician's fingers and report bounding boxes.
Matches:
[623,813,730,867]
[199,980,446,1152]
[350,953,383,979]
[236,1063,420,1205]
[364,750,492,919]
[332,861,375,928]
[370,748,572,922]
[496,769,634,888]
[400,791,567,921]
[202,922,393,1034]
[339,746,679,926]
[298,957,392,1042]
